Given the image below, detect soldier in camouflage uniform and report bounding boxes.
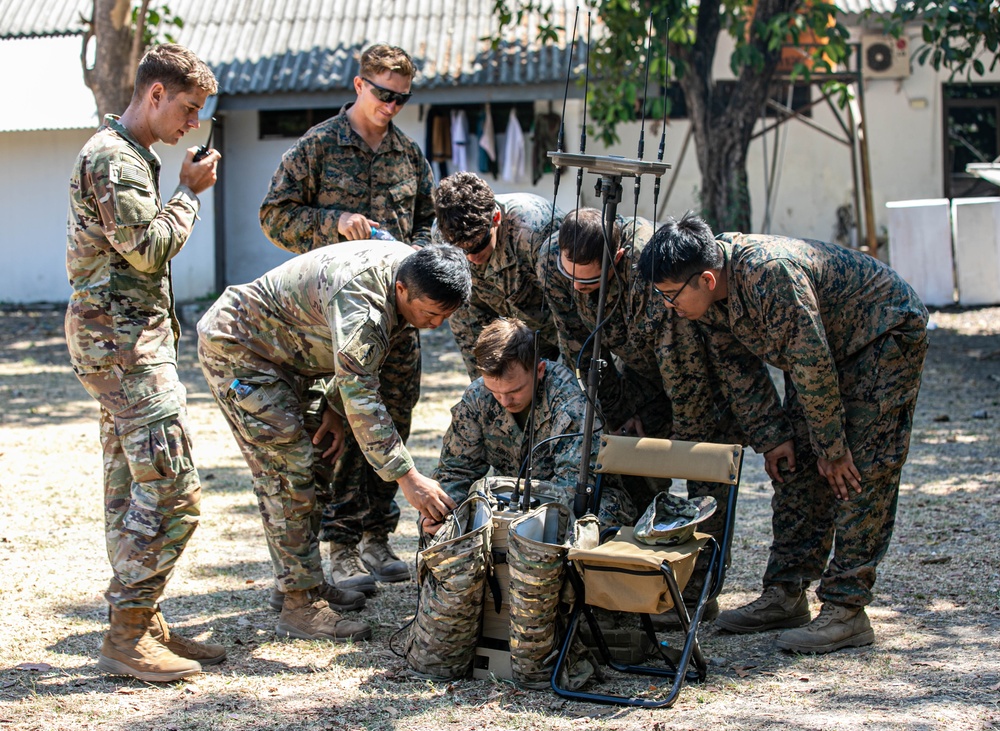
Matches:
[432,318,635,531]
[259,44,434,592]
[432,172,564,377]
[548,209,792,625]
[640,212,928,654]
[197,242,471,641]
[65,44,225,682]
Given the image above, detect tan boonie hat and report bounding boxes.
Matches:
[633,492,717,546]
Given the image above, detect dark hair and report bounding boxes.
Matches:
[473,318,535,378]
[396,244,471,310]
[434,172,496,250]
[134,44,218,98]
[638,211,721,283]
[558,207,622,265]
[360,44,415,80]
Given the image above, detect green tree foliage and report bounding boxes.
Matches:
[876,0,1000,78]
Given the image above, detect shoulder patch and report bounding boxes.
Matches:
[117,163,150,188]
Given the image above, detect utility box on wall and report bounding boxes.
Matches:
[886,199,955,307]
[952,197,1000,306]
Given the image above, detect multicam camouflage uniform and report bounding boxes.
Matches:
[196,242,421,592]
[65,114,202,609]
[699,234,928,607]
[258,104,432,545]
[434,359,635,529]
[448,193,565,377]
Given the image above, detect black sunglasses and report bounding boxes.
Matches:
[361,77,412,106]
[658,271,699,304]
[462,225,494,256]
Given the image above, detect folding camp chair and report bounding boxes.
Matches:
[551,435,744,708]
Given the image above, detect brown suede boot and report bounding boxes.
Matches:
[776,603,875,654]
[715,584,811,634]
[276,589,372,642]
[269,582,367,613]
[98,606,202,682]
[148,608,227,666]
[326,541,378,595]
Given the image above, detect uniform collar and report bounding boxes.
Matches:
[105,115,161,167]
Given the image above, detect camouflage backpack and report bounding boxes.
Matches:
[507,501,601,690]
[405,493,494,679]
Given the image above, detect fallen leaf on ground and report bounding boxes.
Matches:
[14,663,51,672]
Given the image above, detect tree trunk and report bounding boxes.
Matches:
[82,0,149,121]
[676,0,800,232]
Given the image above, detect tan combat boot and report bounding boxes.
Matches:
[715,584,811,634]
[269,582,367,613]
[148,607,227,666]
[360,533,410,583]
[98,606,202,682]
[776,603,875,654]
[276,589,372,642]
[326,541,378,595]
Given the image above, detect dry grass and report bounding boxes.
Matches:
[0,305,998,730]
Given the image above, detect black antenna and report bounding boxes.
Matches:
[625,13,656,317]
[548,19,671,520]
[540,6,580,323]
[193,117,217,162]
[519,331,543,513]
[651,21,671,286]
[573,11,593,209]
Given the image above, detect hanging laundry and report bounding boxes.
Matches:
[479,103,497,166]
[532,112,561,184]
[451,110,470,173]
[501,108,526,183]
[476,106,498,179]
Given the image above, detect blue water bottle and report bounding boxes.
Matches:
[370,227,396,241]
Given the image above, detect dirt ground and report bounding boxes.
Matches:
[0,303,997,731]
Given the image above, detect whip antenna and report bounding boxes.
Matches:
[519,330,543,513]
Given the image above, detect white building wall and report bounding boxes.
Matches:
[0,125,215,304]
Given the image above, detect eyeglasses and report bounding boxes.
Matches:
[361,77,412,106]
[556,254,602,285]
[658,272,699,304]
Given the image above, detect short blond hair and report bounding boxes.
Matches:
[359,44,415,80]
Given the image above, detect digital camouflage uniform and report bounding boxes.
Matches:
[699,234,928,607]
[259,103,435,248]
[538,216,670,434]
[434,360,635,529]
[196,242,421,592]
[448,193,565,378]
[540,218,787,534]
[65,114,202,610]
[258,103,433,545]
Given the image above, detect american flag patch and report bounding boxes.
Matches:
[117,163,149,188]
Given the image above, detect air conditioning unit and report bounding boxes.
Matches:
[862,35,910,79]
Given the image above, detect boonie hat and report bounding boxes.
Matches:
[633,492,717,546]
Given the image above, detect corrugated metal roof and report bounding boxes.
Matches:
[837,0,898,15]
[0,0,588,95]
